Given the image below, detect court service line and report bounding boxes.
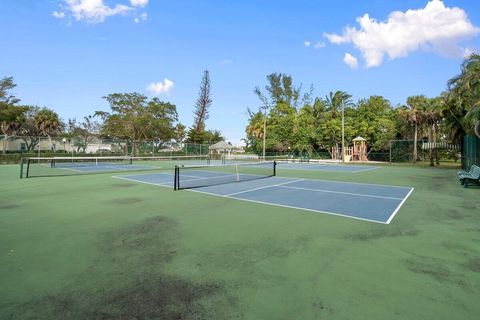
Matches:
[112,175,171,188]
[276,185,404,200]
[187,188,387,224]
[385,187,415,224]
[225,179,305,197]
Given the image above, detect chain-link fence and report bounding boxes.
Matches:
[0,135,210,164]
[245,140,460,164]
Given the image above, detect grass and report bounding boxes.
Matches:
[0,162,479,319]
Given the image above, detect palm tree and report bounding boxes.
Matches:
[423,98,443,166]
[34,108,63,151]
[401,96,428,163]
[245,110,266,154]
[466,107,480,138]
[325,91,354,161]
[447,53,480,138]
[325,91,353,118]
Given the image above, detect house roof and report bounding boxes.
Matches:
[208,141,233,150]
[352,136,367,141]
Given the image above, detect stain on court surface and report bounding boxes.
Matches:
[2,216,237,319]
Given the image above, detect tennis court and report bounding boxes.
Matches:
[21,155,218,177]
[113,164,413,224]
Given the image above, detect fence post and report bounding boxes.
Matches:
[389,140,392,165]
[19,157,24,179]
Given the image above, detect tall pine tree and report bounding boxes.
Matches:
[187,70,212,143]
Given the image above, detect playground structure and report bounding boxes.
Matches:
[331,136,368,162]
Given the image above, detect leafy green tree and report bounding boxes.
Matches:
[0,77,20,105]
[67,115,102,152]
[266,102,296,152]
[0,77,27,154]
[96,93,179,155]
[19,106,43,151]
[353,96,396,151]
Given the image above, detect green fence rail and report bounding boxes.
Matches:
[462,135,480,170]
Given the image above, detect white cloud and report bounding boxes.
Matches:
[134,12,147,23]
[55,0,149,24]
[130,0,148,7]
[220,59,233,65]
[146,79,175,95]
[62,0,130,23]
[325,0,480,67]
[343,53,358,69]
[52,11,65,19]
[304,41,311,47]
[314,42,325,49]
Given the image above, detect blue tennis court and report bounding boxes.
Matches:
[113,169,413,224]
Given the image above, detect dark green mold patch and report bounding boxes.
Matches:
[404,258,450,282]
[462,258,480,273]
[107,197,144,205]
[345,226,419,241]
[9,275,227,320]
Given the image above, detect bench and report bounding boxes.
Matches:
[459,165,480,188]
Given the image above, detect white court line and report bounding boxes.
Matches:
[112,175,171,188]
[52,166,83,172]
[385,187,415,224]
[187,188,387,224]
[225,179,304,196]
[112,173,414,224]
[280,176,413,189]
[277,185,404,200]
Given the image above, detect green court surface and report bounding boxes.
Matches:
[1,163,479,319]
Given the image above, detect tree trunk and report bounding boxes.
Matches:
[429,126,434,167]
[434,123,440,166]
[413,122,418,163]
[1,123,8,155]
[1,133,7,155]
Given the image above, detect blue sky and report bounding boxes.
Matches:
[1,0,479,144]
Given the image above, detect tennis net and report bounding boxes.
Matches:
[174,161,277,190]
[22,155,210,178]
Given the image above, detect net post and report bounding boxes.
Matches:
[174,165,179,190]
[26,158,31,178]
[20,157,24,179]
[273,160,277,176]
